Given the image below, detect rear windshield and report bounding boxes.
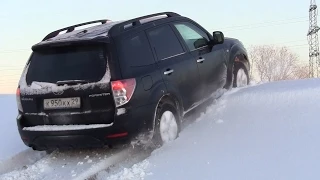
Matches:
[26,45,107,85]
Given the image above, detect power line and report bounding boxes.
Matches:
[0,17,312,55]
[0,68,25,71]
[220,17,308,30]
[0,75,22,78]
[0,65,25,68]
[222,20,307,32]
[273,39,306,45]
[0,49,30,53]
[287,44,309,48]
[0,17,311,54]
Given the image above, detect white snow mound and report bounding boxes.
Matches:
[102,78,320,180]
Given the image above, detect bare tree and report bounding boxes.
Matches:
[292,64,309,80]
[249,45,300,82]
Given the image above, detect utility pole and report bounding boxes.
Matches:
[308,0,320,78]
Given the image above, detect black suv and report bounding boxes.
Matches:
[16,12,250,151]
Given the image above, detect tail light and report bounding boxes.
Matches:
[111,78,136,107]
[16,88,23,112]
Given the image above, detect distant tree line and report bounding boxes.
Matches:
[248,45,309,82]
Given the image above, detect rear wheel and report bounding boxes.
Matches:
[152,99,180,147]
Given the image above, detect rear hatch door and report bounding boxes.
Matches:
[19,44,115,126]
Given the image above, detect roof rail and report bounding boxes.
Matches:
[111,12,180,33]
[42,19,110,41]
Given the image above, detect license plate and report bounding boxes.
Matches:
[44,97,81,110]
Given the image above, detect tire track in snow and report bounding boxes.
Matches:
[0,145,152,180]
[0,149,47,175]
[0,88,241,180]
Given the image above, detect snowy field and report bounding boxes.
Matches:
[98,78,320,180]
[1,78,320,179]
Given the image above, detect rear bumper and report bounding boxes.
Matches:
[17,104,157,150]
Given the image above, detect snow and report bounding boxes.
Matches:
[23,124,113,131]
[0,146,141,180]
[116,108,126,116]
[159,111,178,143]
[98,78,320,180]
[0,149,46,175]
[0,95,29,162]
[2,78,320,179]
[104,160,151,180]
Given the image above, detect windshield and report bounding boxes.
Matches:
[26,45,107,85]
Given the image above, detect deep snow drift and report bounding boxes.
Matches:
[99,78,320,180]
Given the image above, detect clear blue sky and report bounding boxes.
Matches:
[0,0,310,93]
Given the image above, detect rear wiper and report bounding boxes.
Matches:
[56,80,89,86]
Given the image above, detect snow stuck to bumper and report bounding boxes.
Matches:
[23,124,113,131]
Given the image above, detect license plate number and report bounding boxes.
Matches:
[44,97,81,109]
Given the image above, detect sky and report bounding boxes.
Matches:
[0,0,310,93]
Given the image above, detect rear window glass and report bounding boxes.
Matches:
[26,45,107,85]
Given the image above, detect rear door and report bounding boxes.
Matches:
[146,24,202,111]
[172,22,227,97]
[20,44,115,125]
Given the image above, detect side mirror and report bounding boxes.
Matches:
[212,31,224,44]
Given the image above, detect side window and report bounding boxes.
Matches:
[120,31,155,66]
[174,22,210,51]
[147,25,184,60]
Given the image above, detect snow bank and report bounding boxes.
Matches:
[0,95,28,162]
[105,78,320,180]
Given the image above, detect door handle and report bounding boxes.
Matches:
[164,69,174,75]
[197,58,205,63]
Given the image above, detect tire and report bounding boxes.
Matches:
[223,66,233,90]
[152,99,180,147]
[233,64,249,88]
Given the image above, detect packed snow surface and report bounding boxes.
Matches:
[97,78,320,180]
[2,78,320,180]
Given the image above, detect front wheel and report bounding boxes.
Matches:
[233,65,249,88]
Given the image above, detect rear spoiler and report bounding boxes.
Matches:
[31,37,110,51]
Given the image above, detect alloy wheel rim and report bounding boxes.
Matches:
[159,111,178,143]
[237,68,248,87]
